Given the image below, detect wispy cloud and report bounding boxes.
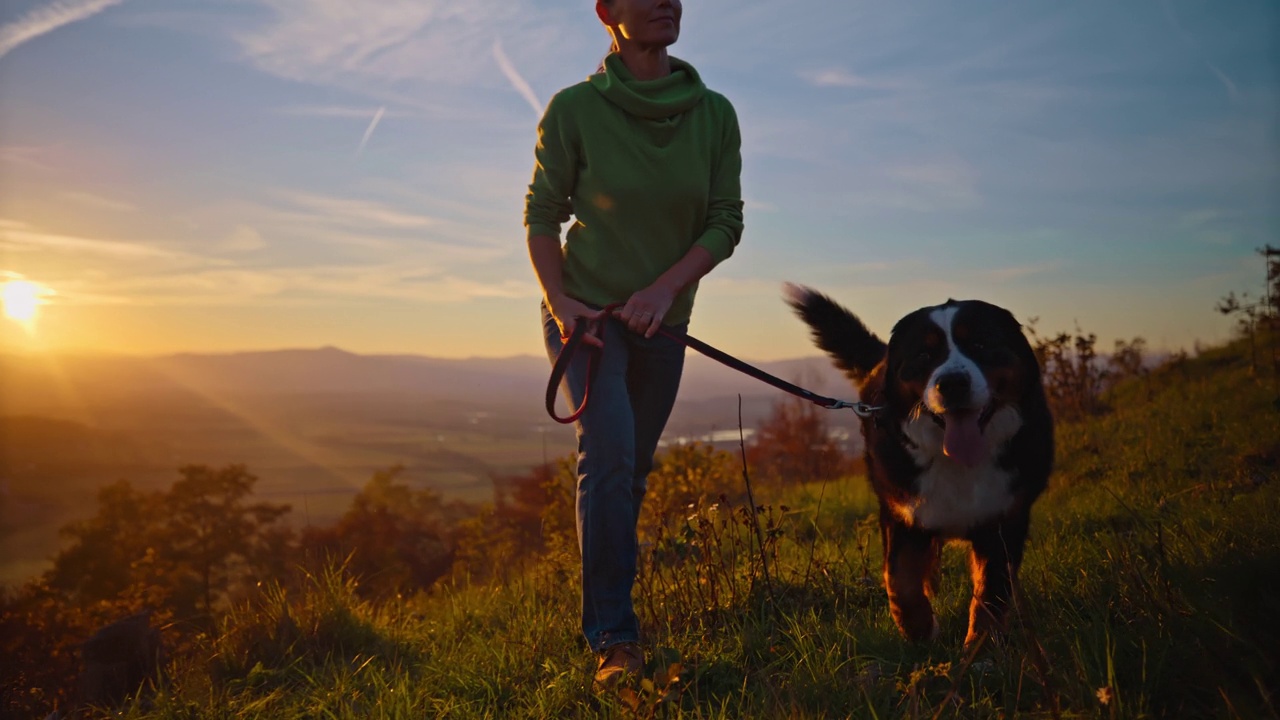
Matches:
[231,1,532,88]
[1196,232,1235,247]
[272,191,438,230]
[0,145,58,172]
[70,264,536,307]
[228,1,571,121]
[235,1,435,84]
[0,0,125,59]
[0,218,205,261]
[836,261,899,275]
[1178,209,1225,229]
[355,106,386,157]
[866,159,982,212]
[492,37,542,118]
[984,262,1061,283]
[273,104,408,119]
[219,225,266,253]
[224,190,510,263]
[46,269,284,307]
[61,191,136,213]
[801,68,901,90]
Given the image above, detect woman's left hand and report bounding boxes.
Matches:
[615,283,676,338]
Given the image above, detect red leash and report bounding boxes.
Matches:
[545,307,882,424]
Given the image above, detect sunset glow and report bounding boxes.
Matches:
[2,280,47,328]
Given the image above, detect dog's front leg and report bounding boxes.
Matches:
[964,515,1030,648]
[882,514,940,642]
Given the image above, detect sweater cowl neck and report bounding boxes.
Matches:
[589,53,706,120]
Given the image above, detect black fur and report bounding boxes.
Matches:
[784,283,886,383]
[785,284,1054,647]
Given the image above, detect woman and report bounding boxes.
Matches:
[524,0,744,688]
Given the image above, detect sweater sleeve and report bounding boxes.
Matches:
[524,93,578,241]
[693,97,745,264]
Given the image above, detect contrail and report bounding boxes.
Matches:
[1206,62,1240,103]
[0,0,125,59]
[356,106,386,157]
[493,38,543,119]
[1158,0,1240,104]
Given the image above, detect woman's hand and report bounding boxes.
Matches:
[548,293,606,348]
[615,283,677,338]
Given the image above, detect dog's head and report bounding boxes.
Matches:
[885,300,1040,465]
[785,285,1042,467]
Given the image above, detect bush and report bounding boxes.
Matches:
[301,466,471,600]
[746,396,854,485]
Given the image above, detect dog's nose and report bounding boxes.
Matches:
[934,372,971,405]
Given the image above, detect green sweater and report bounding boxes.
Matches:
[524,53,744,325]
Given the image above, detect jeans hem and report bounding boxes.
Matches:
[590,634,642,655]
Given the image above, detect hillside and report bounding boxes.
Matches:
[61,336,1278,718]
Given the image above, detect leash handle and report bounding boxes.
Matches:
[545,316,596,424]
[545,306,619,424]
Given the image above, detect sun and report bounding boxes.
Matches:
[2,279,48,327]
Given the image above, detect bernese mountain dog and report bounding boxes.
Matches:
[784,283,1054,648]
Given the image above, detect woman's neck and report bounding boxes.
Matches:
[617,45,671,81]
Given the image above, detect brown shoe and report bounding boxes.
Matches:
[593,642,644,689]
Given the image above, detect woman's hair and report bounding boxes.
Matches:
[597,0,619,73]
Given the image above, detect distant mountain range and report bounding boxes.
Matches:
[0,346,863,488]
[0,346,856,417]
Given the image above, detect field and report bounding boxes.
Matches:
[94,336,1280,718]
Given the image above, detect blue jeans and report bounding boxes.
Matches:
[541,302,687,653]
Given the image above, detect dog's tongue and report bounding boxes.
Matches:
[942,411,986,467]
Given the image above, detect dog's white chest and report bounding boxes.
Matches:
[897,405,1022,533]
[904,461,1015,533]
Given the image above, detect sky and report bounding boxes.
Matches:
[0,0,1276,360]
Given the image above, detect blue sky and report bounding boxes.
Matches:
[0,0,1275,359]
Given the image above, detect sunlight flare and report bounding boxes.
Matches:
[2,278,52,331]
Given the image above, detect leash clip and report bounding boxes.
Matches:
[827,400,884,418]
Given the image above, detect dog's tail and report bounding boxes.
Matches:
[783,283,886,386]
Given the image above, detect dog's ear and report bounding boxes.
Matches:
[783,283,887,385]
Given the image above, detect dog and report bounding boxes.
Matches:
[783,283,1053,648]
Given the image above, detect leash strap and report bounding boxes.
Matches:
[545,309,880,424]
[657,327,852,411]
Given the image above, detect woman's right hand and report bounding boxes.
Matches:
[548,293,606,348]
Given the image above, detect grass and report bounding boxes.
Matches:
[112,339,1278,719]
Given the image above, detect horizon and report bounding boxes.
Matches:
[0,339,1189,364]
[2,1,1276,360]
